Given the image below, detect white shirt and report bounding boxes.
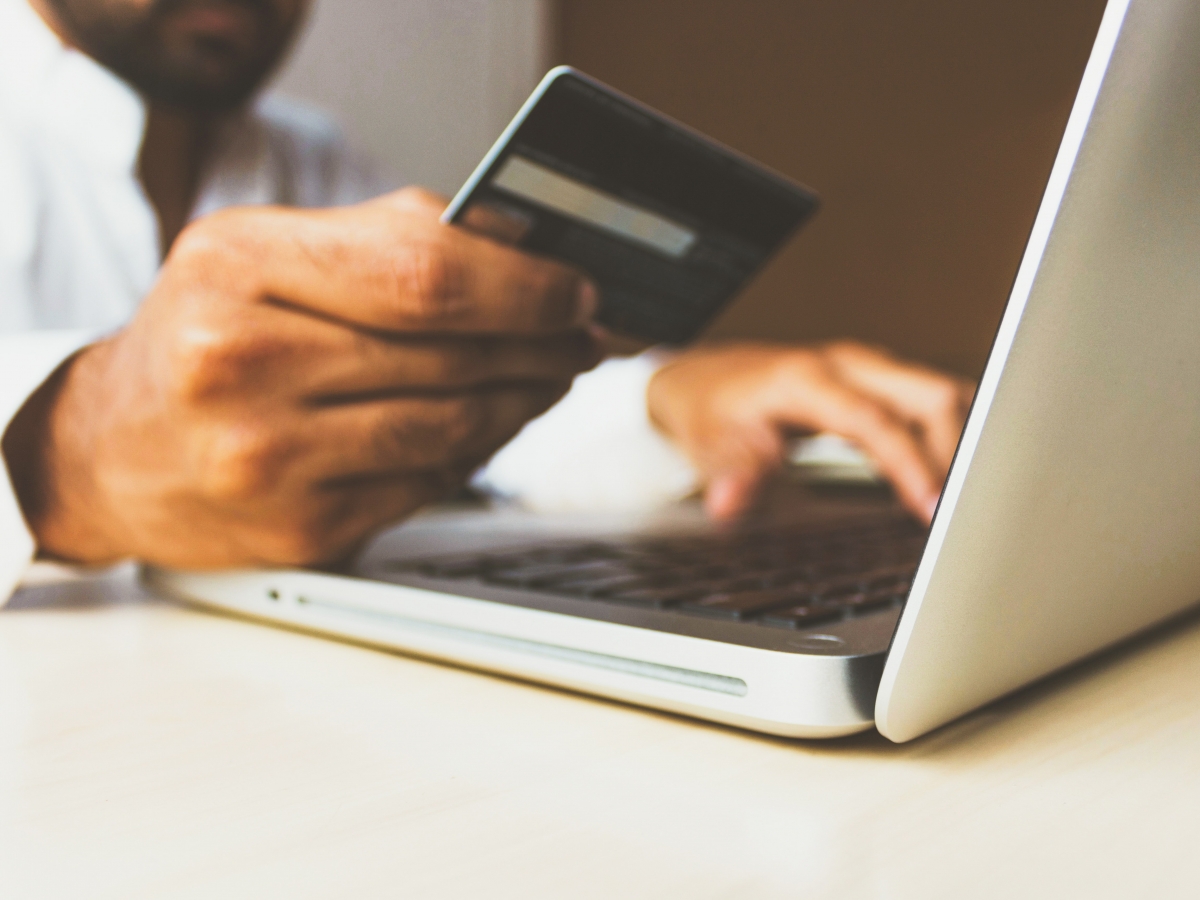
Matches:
[0,0,697,604]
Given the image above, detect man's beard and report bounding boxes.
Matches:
[45,0,302,113]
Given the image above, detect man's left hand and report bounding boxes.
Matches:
[647,341,975,523]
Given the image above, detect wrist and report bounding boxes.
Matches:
[1,346,125,565]
[645,356,686,442]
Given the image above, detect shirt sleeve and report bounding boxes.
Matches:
[472,351,700,513]
[0,330,94,606]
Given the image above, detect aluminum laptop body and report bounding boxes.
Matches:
[148,0,1200,743]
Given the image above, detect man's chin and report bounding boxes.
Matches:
[137,79,261,113]
[39,0,299,114]
[105,62,256,111]
[102,42,274,111]
[163,3,266,46]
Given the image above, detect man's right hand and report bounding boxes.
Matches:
[2,188,600,569]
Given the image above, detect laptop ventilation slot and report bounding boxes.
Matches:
[295,594,749,697]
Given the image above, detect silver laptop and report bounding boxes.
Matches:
[148,0,1200,743]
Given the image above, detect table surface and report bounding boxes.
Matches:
[3,561,1200,900]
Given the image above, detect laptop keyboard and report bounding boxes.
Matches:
[391,517,927,631]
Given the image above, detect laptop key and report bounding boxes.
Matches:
[757,566,825,588]
[679,589,805,621]
[414,556,494,578]
[485,565,589,588]
[398,515,926,633]
[758,604,844,629]
[805,578,869,600]
[553,574,665,598]
[485,560,636,588]
[856,588,909,610]
[603,585,702,608]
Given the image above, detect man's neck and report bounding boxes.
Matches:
[140,108,212,257]
[26,0,212,257]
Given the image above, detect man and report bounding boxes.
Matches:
[0,0,973,604]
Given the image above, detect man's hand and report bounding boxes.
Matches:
[647,341,975,523]
[3,188,600,569]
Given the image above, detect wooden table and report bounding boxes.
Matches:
[3,562,1199,898]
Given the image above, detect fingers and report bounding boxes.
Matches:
[704,473,762,522]
[290,323,601,402]
[822,342,973,473]
[247,469,460,568]
[755,359,945,521]
[333,472,460,548]
[381,186,450,216]
[647,342,967,524]
[303,383,571,479]
[458,201,535,245]
[173,189,598,336]
[689,418,786,521]
[75,182,602,573]
[314,465,481,565]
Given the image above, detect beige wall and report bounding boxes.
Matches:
[271,1,1109,376]
[557,1,1107,376]
[272,0,552,195]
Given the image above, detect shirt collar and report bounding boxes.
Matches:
[0,0,147,177]
[1,1,290,231]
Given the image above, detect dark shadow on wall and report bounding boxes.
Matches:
[555,0,1107,376]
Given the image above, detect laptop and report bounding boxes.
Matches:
[147,0,1200,743]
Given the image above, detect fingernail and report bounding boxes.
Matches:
[706,476,747,522]
[576,280,599,323]
[925,496,940,522]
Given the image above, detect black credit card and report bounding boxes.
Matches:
[441,67,819,345]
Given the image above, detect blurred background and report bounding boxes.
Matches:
[274,0,1107,377]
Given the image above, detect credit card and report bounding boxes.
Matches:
[441,67,819,344]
